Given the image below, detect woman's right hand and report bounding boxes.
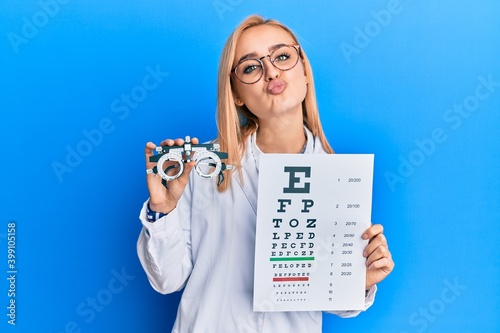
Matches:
[145,137,199,214]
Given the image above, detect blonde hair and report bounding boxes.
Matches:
[216,15,333,192]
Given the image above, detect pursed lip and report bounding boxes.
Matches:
[267,79,287,95]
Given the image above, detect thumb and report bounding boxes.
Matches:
[176,161,196,187]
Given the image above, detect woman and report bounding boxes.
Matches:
[138,15,394,333]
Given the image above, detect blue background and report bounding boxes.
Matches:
[1,1,499,332]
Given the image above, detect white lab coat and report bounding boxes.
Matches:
[137,129,376,333]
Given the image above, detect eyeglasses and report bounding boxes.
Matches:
[231,44,300,84]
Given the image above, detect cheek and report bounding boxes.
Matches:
[300,78,308,97]
[235,83,264,107]
[292,73,308,101]
[234,81,255,100]
[290,63,308,98]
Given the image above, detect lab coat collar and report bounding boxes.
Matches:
[233,127,327,214]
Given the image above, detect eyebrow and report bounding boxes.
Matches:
[236,43,289,64]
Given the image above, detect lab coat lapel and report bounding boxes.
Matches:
[232,130,327,215]
[233,138,259,215]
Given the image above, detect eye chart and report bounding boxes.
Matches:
[253,154,374,312]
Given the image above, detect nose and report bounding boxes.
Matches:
[262,56,280,81]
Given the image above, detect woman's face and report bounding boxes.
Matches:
[232,25,307,124]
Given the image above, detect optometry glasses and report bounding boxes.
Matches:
[231,44,301,84]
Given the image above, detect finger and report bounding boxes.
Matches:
[173,138,186,146]
[363,233,387,258]
[159,138,181,147]
[365,244,391,267]
[145,141,156,154]
[176,161,196,187]
[367,256,394,272]
[145,141,157,168]
[362,223,384,240]
[159,137,199,148]
[160,161,194,197]
[159,139,172,146]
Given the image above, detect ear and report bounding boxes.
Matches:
[300,58,308,80]
[232,89,244,106]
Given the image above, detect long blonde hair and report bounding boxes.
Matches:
[216,15,333,192]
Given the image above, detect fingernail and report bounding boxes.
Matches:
[362,234,368,240]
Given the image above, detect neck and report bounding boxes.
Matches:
[256,119,306,153]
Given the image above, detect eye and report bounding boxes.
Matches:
[237,59,262,76]
[274,52,291,62]
[242,64,260,74]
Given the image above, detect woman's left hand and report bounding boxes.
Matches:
[362,224,394,289]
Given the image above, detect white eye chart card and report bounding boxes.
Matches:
[253,154,374,312]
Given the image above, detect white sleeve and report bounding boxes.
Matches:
[325,284,377,318]
[136,191,193,294]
